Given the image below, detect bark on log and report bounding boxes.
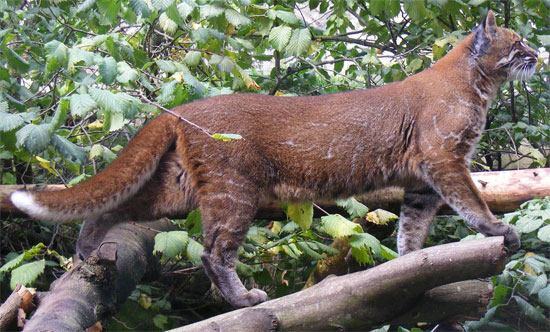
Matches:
[20,218,173,332]
[0,285,35,331]
[169,237,507,332]
[1,169,548,220]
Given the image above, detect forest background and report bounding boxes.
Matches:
[0,0,549,330]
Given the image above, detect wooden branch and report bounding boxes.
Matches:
[0,285,35,331]
[169,237,507,332]
[20,218,173,332]
[1,169,548,220]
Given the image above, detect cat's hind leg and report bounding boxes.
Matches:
[198,178,267,307]
[397,187,442,255]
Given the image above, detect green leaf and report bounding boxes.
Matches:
[297,242,324,259]
[116,61,138,84]
[537,35,550,46]
[529,274,547,296]
[45,40,68,63]
[153,314,168,330]
[152,0,174,10]
[0,253,25,273]
[68,48,94,70]
[0,111,24,132]
[89,144,104,159]
[406,58,423,73]
[380,245,398,260]
[16,124,52,154]
[3,47,29,73]
[129,0,151,17]
[468,0,488,6]
[201,4,225,18]
[515,216,544,234]
[48,99,69,133]
[273,9,300,25]
[76,0,97,13]
[185,208,202,235]
[269,25,292,52]
[336,197,369,218]
[184,51,202,66]
[366,209,399,225]
[349,233,381,255]
[321,214,363,238]
[404,0,428,23]
[538,286,550,308]
[51,134,86,164]
[159,12,178,34]
[98,56,117,84]
[97,0,121,25]
[351,245,371,265]
[185,238,203,265]
[177,1,195,18]
[211,133,243,142]
[287,203,313,231]
[154,231,189,258]
[89,87,125,113]
[10,259,46,289]
[537,225,550,242]
[183,72,206,95]
[155,59,178,73]
[513,295,547,323]
[70,93,97,117]
[216,56,234,73]
[225,9,250,27]
[369,0,385,16]
[285,28,312,56]
[103,110,125,132]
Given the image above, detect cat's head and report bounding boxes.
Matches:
[471,10,538,82]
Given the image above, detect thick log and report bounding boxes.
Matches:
[0,285,35,331]
[169,237,507,332]
[1,169,549,219]
[20,218,173,332]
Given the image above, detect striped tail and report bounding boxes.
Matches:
[11,113,179,223]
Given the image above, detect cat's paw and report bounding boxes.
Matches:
[231,288,268,308]
[503,226,521,251]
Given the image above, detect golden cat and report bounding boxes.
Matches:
[11,11,537,307]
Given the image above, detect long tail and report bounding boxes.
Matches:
[11,113,179,223]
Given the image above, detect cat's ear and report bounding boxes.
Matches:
[473,10,497,55]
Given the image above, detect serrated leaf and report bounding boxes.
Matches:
[157,80,178,104]
[351,245,371,265]
[159,12,178,34]
[98,56,117,84]
[201,4,225,18]
[177,1,195,18]
[530,274,547,295]
[156,59,178,73]
[89,144,104,159]
[336,197,369,218]
[269,25,292,52]
[285,28,312,56]
[96,0,121,25]
[211,133,242,142]
[538,286,550,308]
[183,71,205,95]
[10,259,46,289]
[468,0,488,5]
[129,0,151,17]
[154,231,189,258]
[515,216,544,234]
[225,9,250,27]
[281,221,299,234]
[369,0,385,16]
[0,253,25,273]
[217,56,234,73]
[273,9,300,25]
[513,295,547,323]
[349,233,381,255]
[4,47,29,73]
[68,48,94,71]
[366,209,399,225]
[52,134,86,164]
[49,99,69,133]
[70,93,97,117]
[103,110,125,132]
[296,242,324,259]
[16,124,52,154]
[185,238,203,265]
[152,0,174,10]
[89,87,124,113]
[117,61,138,84]
[537,35,550,46]
[184,51,202,66]
[76,0,97,13]
[191,28,211,44]
[537,225,550,242]
[321,214,363,238]
[0,111,24,132]
[45,40,68,63]
[287,203,313,231]
[380,245,398,260]
[404,0,428,23]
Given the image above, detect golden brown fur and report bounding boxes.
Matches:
[11,11,537,307]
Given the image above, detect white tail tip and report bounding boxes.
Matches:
[10,190,51,221]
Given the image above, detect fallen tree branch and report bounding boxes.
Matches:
[0,285,35,331]
[170,237,507,332]
[1,169,548,220]
[20,218,173,332]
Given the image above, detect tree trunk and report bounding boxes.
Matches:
[1,168,549,219]
[19,218,173,332]
[169,237,507,332]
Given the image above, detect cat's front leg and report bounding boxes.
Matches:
[420,158,520,250]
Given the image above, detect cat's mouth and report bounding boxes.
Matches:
[508,56,538,81]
